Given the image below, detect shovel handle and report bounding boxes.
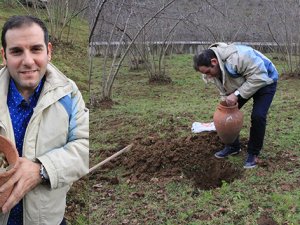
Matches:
[89,144,133,173]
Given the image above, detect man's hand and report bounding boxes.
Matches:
[0,158,42,213]
[226,93,238,106]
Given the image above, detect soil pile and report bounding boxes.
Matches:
[257,213,279,225]
[119,132,245,189]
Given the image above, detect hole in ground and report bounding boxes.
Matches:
[121,132,245,190]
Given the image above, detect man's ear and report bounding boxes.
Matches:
[47,42,52,61]
[210,58,219,67]
[1,47,7,65]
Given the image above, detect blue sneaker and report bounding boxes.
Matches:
[244,154,257,169]
[214,146,241,159]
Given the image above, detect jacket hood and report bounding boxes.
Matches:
[209,42,238,61]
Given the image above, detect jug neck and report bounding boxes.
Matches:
[217,101,238,111]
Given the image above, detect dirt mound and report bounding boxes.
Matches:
[280,72,300,80]
[257,213,279,225]
[120,132,245,189]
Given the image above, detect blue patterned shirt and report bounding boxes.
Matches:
[7,77,45,225]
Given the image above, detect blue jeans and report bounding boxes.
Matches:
[60,218,67,225]
[229,82,277,155]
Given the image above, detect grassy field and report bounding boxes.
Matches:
[1,1,300,224]
[90,53,300,224]
[0,1,89,224]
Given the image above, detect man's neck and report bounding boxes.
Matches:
[16,87,36,102]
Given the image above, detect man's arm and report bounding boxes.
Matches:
[37,82,89,189]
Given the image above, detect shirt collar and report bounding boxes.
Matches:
[9,77,45,107]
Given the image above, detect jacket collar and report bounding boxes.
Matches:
[0,63,72,134]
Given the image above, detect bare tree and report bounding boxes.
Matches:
[267,0,300,74]
[88,0,108,96]
[11,0,89,43]
[92,0,177,104]
[101,0,132,102]
[88,0,108,44]
[43,0,89,42]
[88,0,300,107]
[125,1,185,83]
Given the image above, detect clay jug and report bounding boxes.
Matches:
[0,135,19,207]
[213,101,243,144]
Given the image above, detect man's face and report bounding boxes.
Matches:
[198,58,221,79]
[1,23,52,96]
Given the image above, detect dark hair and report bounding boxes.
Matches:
[1,15,49,53]
[193,49,217,71]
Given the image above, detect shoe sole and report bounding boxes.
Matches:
[243,164,257,169]
[214,149,241,159]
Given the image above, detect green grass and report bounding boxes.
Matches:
[90,53,300,224]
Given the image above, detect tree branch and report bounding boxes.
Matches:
[89,0,108,43]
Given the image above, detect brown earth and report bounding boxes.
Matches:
[100,132,246,189]
[65,177,89,223]
[257,213,279,225]
[280,72,300,80]
[88,131,299,224]
[94,131,299,190]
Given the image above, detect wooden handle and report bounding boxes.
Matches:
[89,144,133,173]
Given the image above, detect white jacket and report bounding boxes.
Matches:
[202,42,278,99]
[0,63,89,225]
